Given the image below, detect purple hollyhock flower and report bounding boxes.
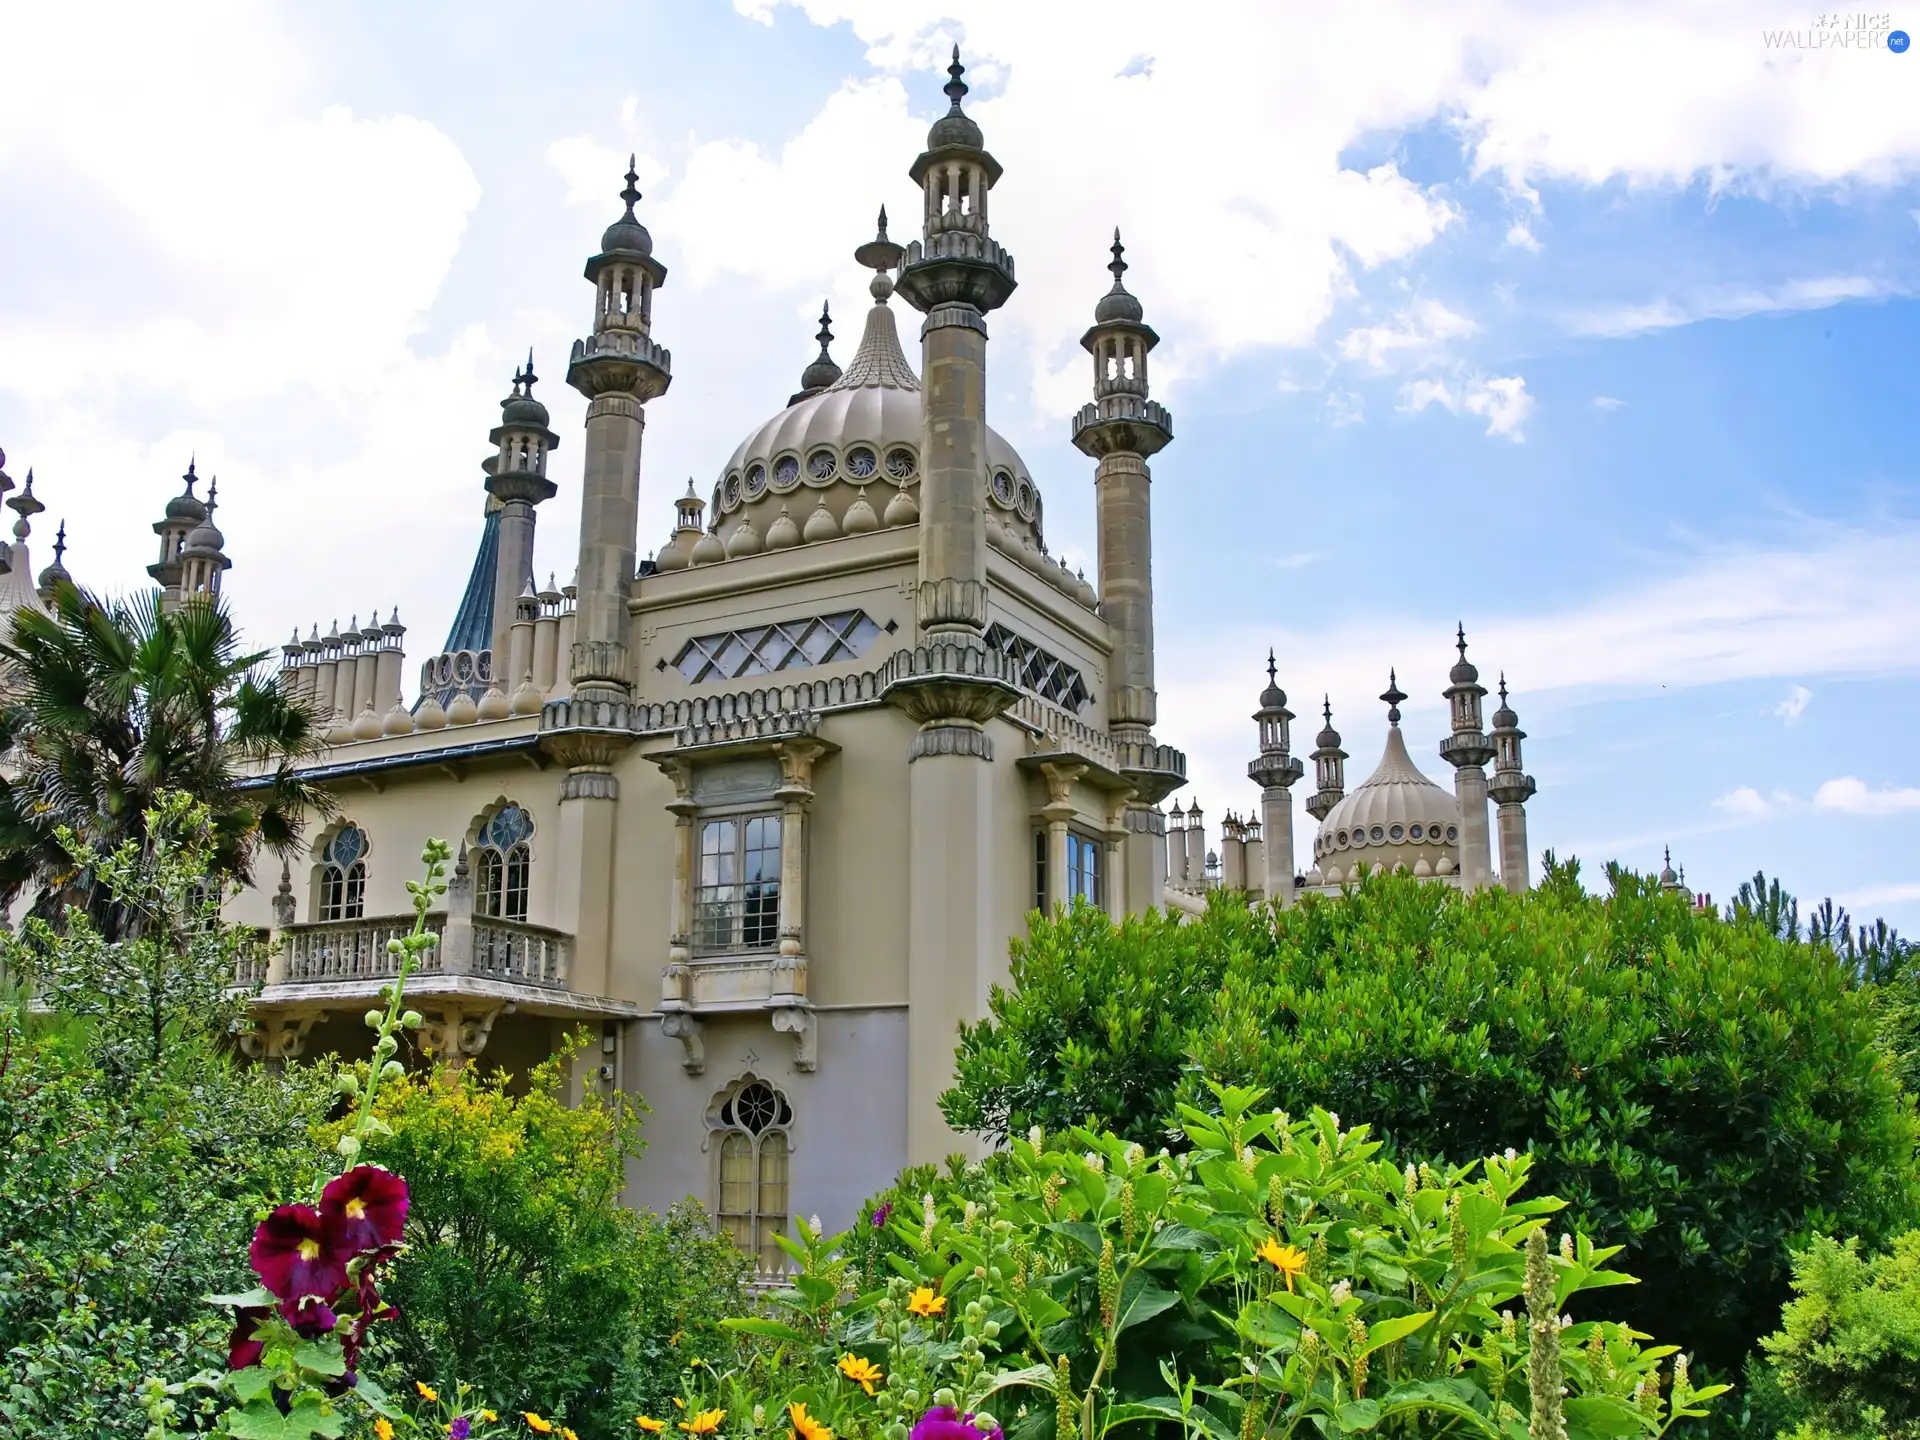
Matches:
[251,1204,349,1302]
[320,1165,409,1257]
[450,1418,472,1439]
[227,1306,270,1370]
[912,1407,1002,1440]
[280,1293,339,1339]
[872,1201,893,1229]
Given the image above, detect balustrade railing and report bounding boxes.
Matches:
[284,915,446,984]
[471,917,571,988]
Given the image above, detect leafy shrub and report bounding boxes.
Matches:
[944,867,1919,1376]
[701,1083,1720,1440]
[1746,1230,1920,1440]
[346,1047,749,1431]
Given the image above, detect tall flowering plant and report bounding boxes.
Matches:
[143,840,467,1440]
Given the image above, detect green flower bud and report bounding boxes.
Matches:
[386,938,404,955]
[381,1060,404,1082]
[364,1009,384,1030]
[982,1319,1001,1340]
[934,1388,956,1410]
[336,1134,361,1159]
[971,1412,998,1434]
[402,1010,423,1029]
[333,1072,359,1096]
[375,1034,398,1058]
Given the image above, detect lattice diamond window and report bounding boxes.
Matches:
[674,610,882,683]
[985,622,1091,712]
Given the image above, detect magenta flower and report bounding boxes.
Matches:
[912,1407,1002,1440]
[227,1306,269,1370]
[320,1165,409,1257]
[872,1201,893,1229]
[282,1293,339,1339]
[251,1203,349,1302]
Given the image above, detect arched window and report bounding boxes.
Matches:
[713,1077,791,1273]
[318,826,368,921]
[474,805,534,923]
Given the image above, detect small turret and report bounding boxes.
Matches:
[1487,674,1537,892]
[484,355,560,666]
[1438,626,1496,890]
[149,458,206,604]
[37,520,71,599]
[1306,696,1348,822]
[1247,649,1305,905]
[178,475,230,604]
[789,302,842,405]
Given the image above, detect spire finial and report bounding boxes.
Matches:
[945,44,968,110]
[205,475,218,515]
[1664,845,1672,866]
[816,301,833,353]
[51,520,66,564]
[1456,621,1468,660]
[1498,672,1509,704]
[1323,694,1333,725]
[620,154,641,218]
[1381,669,1407,725]
[523,348,537,391]
[877,205,889,240]
[1266,647,1277,686]
[1109,228,1128,287]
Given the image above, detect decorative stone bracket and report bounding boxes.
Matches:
[240,1011,324,1063]
[421,1002,511,1071]
[770,1005,816,1072]
[660,1009,706,1074]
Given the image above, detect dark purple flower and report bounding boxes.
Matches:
[280,1294,339,1340]
[321,1165,409,1257]
[450,1419,473,1439]
[251,1204,349,1302]
[227,1307,269,1370]
[912,1407,1002,1440]
[872,1202,893,1229]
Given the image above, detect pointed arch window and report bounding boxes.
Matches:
[474,805,534,923]
[318,826,368,921]
[712,1077,791,1273]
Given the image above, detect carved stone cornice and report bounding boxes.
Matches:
[881,640,1021,730]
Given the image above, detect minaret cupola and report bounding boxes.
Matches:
[177,476,231,602]
[1305,696,1348,822]
[149,458,206,602]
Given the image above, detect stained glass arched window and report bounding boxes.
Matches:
[475,805,533,923]
[714,1077,791,1273]
[318,826,368,921]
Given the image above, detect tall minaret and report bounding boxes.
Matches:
[1305,697,1347,825]
[485,354,560,668]
[565,158,671,706]
[1487,675,1537,893]
[1247,650,1305,906]
[149,459,206,607]
[892,47,1016,646]
[1439,625,1496,890]
[177,477,231,603]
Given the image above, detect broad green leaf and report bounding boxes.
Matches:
[1358,1310,1434,1357]
[1114,1271,1181,1334]
[226,1365,276,1404]
[1048,1220,1106,1260]
[1148,1223,1213,1254]
[1563,1395,1647,1439]
[291,1340,347,1378]
[1335,1399,1381,1431]
[227,1396,347,1440]
[204,1287,277,1309]
[979,1364,1057,1401]
[721,1317,809,1344]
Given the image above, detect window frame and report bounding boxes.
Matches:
[710,1077,792,1274]
[317,826,369,922]
[692,809,783,956]
[473,805,536,924]
[1066,830,1103,909]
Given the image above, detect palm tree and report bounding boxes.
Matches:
[0,584,331,937]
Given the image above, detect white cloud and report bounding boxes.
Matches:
[1324,389,1364,428]
[1269,552,1322,571]
[1591,395,1625,411]
[1814,777,1920,815]
[1774,684,1812,725]
[1838,882,1920,910]
[1401,374,1534,441]
[1338,299,1478,370]
[1570,276,1890,337]
[1713,786,1793,818]
[1504,221,1542,252]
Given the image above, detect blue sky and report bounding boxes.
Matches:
[2,0,1917,928]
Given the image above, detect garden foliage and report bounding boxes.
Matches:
[942,865,1919,1376]
[696,1082,1719,1440]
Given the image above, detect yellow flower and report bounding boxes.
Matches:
[417,1382,441,1403]
[837,1353,883,1396]
[906,1286,947,1318]
[482,1414,500,1425]
[637,1418,669,1434]
[564,1430,581,1440]
[525,1416,555,1435]
[673,1399,687,1411]
[375,1422,395,1440]
[1256,1237,1308,1291]
[680,1408,727,1435]
[789,1402,833,1440]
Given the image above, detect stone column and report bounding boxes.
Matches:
[770,740,825,1033]
[1261,790,1297,905]
[491,497,536,667]
[914,309,990,640]
[570,395,646,702]
[1455,765,1494,890]
[441,844,475,977]
[1102,796,1129,922]
[1094,450,1156,740]
[546,734,624,999]
[1038,761,1085,911]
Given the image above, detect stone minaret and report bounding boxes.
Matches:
[1247,650,1305,906]
[887,51,1023,1164]
[176,476,230,604]
[149,459,206,607]
[1439,626,1496,890]
[1487,675,1537,893]
[892,48,1016,647]
[1306,697,1347,824]
[1070,231,1182,908]
[485,354,560,669]
[564,158,671,706]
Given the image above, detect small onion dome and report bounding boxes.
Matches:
[1448,622,1479,685]
[1315,696,1341,750]
[1093,230,1145,325]
[926,47,984,150]
[1491,675,1519,731]
[1259,647,1286,710]
[182,516,225,558]
[842,487,878,534]
[37,521,71,590]
[802,498,840,543]
[166,460,208,524]
[1658,846,1681,888]
[794,303,842,398]
[765,504,801,550]
[690,527,726,566]
[883,486,918,528]
[725,517,763,558]
[501,353,551,427]
[600,157,654,256]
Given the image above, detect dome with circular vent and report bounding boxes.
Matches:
[1309,719,1461,884]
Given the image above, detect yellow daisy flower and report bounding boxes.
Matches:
[837,1353,884,1396]
[417,1382,441,1403]
[790,1402,833,1440]
[525,1415,555,1435]
[375,1422,395,1440]
[906,1286,947,1318]
[680,1408,727,1435]
[1256,1236,1308,1292]
[638,1418,669,1434]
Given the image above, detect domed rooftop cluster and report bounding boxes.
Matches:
[1307,672,1462,885]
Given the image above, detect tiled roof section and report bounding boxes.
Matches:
[827,303,920,392]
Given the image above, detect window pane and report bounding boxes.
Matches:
[1033,831,1047,911]
[476,850,502,918]
[719,1133,754,1218]
[344,863,366,920]
[505,845,530,923]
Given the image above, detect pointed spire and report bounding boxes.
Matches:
[1109,228,1128,286]
[815,302,833,352]
[1449,621,1480,685]
[944,44,968,109]
[793,301,844,402]
[205,475,218,517]
[1381,669,1407,725]
[855,208,905,300]
[1266,647,1277,686]
[51,520,65,564]
[523,348,537,392]
[620,154,641,218]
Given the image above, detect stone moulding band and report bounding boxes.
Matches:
[909,722,993,762]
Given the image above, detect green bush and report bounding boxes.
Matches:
[1745,1230,1920,1440]
[347,1049,750,1432]
[944,867,1919,1377]
[702,1083,1721,1440]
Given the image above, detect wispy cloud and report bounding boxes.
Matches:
[1338,299,1477,370]
[1591,395,1625,412]
[1814,777,1920,815]
[1569,276,1890,337]
[1325,389,1364,427]
[1269,552,1322,571]
[1504,220,1541,252]
[1401,374,1534,442]
[1838,881,1920,910]
[1714,786,1788,818]
[1774,684,1812,725]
